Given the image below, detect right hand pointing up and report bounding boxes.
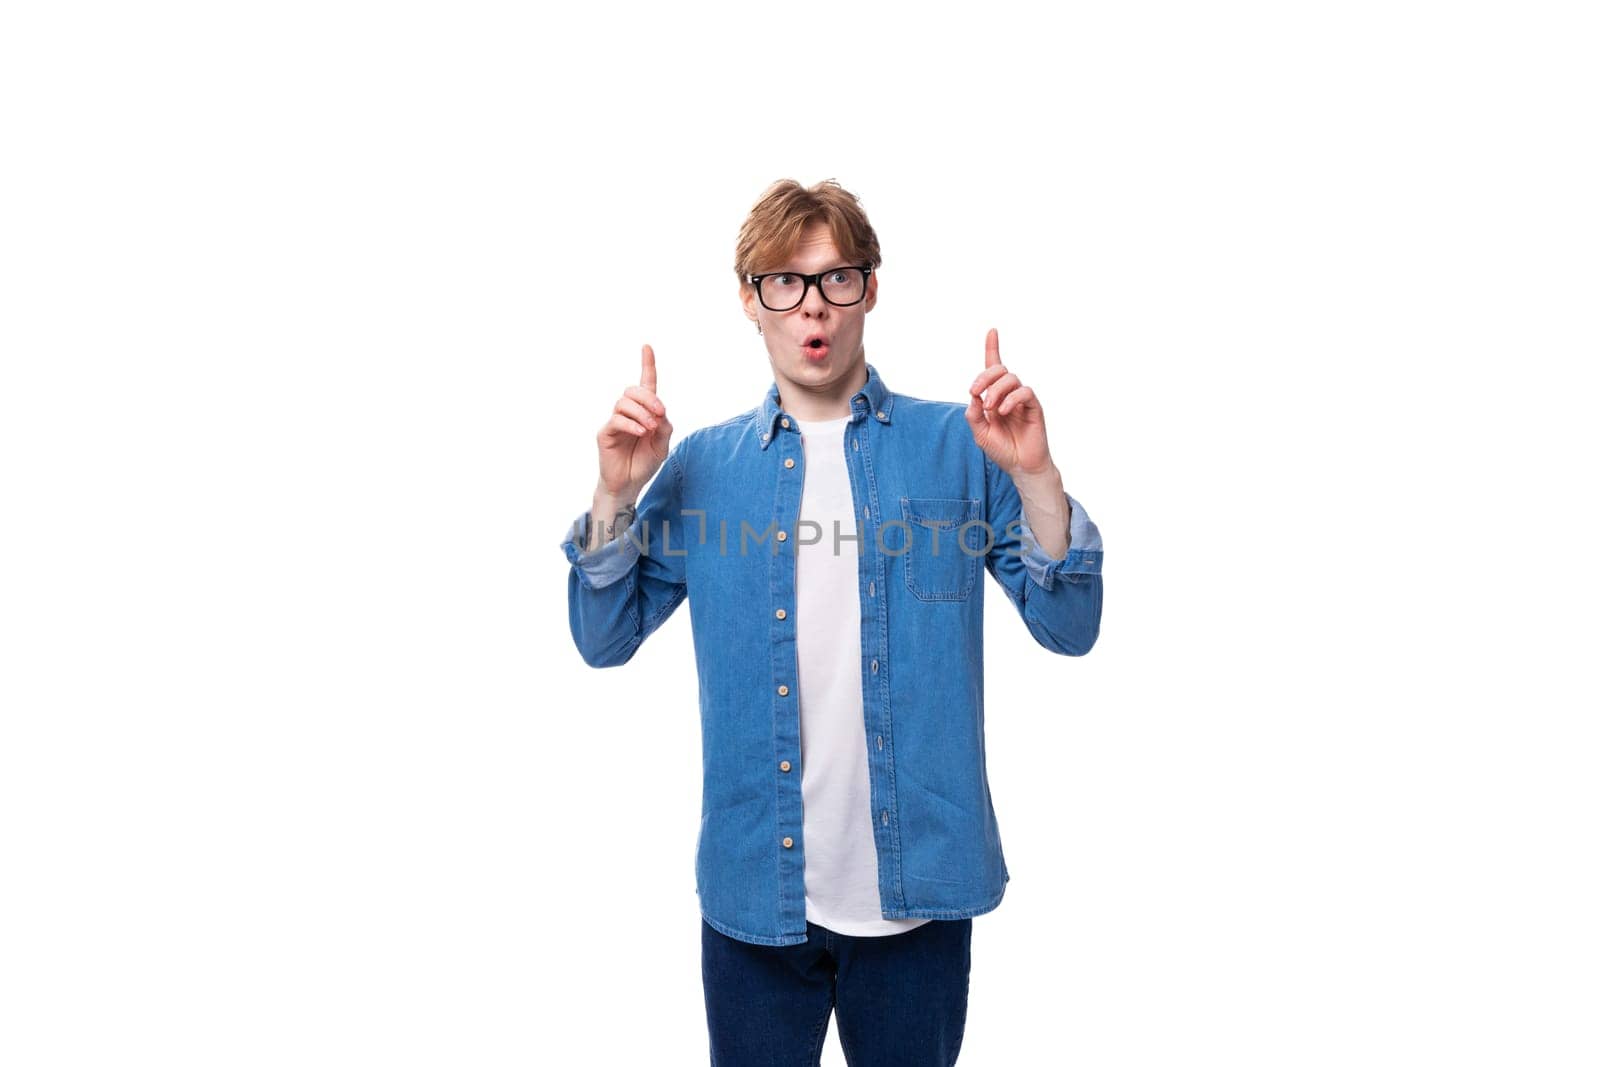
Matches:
[597,343,672,501]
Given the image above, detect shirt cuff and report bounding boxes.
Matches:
[560,509,643,590]
[1017,491,1104,591]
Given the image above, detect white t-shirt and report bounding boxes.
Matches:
[792,414,931,937]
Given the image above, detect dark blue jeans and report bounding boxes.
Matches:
[701,917,973,1066]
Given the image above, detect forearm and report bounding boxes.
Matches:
[1011,464,1071,560]
[585,483,640,553]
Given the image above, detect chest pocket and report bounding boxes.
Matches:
[900,497,983,602]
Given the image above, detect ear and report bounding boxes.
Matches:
[740,282,759,323]
[864,269,879,313]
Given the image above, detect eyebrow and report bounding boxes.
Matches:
[768,263,856,275]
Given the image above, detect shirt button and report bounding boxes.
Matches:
[880,810,888,825]
[876,411,886,421]
[781,417,791,428]
[776,530,788,542]
[775,608,787,620]
[778,684,789,696]
[863,506,869,520]
[877,736,883,750]
[870,659,878,673]
[868,580,875,597]
[761,432,769,442]
[780,760,791,772]
[852,440,859,451]
[783,836,794,848]
[784,457,795,469]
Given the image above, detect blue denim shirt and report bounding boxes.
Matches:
[560,362,1104,946]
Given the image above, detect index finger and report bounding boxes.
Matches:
[640,343,657,392]
[984,328,1000,368]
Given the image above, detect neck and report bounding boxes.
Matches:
[775,357,869,422]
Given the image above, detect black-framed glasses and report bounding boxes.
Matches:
[747,265,873,312]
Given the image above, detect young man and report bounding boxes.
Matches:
[560,179,1104,1064]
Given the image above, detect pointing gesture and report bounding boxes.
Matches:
[597,343,673,499]
[964,328,1054,477]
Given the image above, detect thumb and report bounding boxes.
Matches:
[963,393,986,434]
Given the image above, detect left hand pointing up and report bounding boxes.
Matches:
[965,327,1055,478]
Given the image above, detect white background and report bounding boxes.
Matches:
[3,2,1596,1064]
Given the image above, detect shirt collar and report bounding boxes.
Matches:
[756,361,895,449]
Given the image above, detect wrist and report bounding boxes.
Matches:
[586,485,640,552]
[594,484,640,513]
[1010,460,1062,492]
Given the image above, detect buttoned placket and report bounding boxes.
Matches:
[844,392,906,916]
[768,412,808,936]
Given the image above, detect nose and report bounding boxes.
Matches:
[800,278,830,317]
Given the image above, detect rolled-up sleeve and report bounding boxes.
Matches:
[558,442,690,667]
[1016,490,1104,592]
[562,510,646,590]
[983,457,1104,656]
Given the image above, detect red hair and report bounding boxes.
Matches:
[735,179,882,290]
